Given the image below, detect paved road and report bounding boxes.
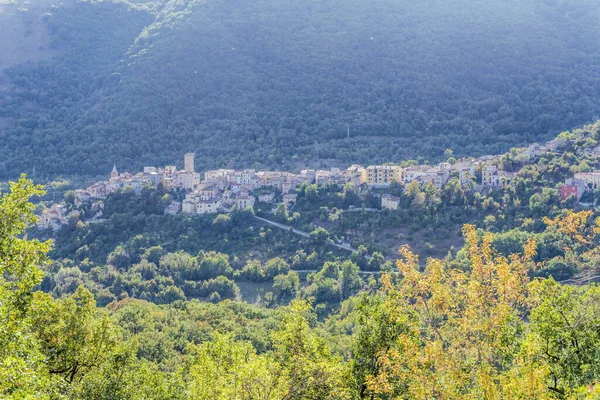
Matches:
[254,215,358,253]
[254,216,310,237]
[559,275,600,286]
[292,269,384,275]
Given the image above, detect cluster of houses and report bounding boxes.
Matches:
[183,159,510,214]
[379,138,570,210]
[38,136,573,228]
[561,172,600,203]
[74,152,201,206]
[37,203,80,231]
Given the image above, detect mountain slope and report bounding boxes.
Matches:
[1,0,600,178]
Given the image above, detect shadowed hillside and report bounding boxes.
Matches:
[1,0,600,178]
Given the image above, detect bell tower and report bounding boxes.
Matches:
[184,153,195,173]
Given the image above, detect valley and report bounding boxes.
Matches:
[4,0,600,397]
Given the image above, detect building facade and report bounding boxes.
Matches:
[366,165,402,186]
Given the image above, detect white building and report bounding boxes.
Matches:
[381,194,400,210]
[574,171,600,188]
[175,171,200,191]
[283,193,298,207]
[164,201,181,215]
[235,193,256,210]
[258,193,276,203]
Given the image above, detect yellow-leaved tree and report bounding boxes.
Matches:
[364,225,553,399]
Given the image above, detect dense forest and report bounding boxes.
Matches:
[2,0,600,178]
[6,0,600,395]
[7,174,600,398]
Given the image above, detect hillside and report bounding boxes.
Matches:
[2,0,600,178]
[7,131,600,397]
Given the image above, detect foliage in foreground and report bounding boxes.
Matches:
[4,177,600,398]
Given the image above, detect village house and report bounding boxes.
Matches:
[477,155,500,163]
[197,199,222,214]
[427,167,450,189]
[205,169,235,182]
[87,182,107,198]
[526,144,542,161]
[256,171,283,189]
[175,171,200,191]
[315,170,333,186]
[381,194,401,210]
[147,172,163,186]
[283,193,298,207]
[182,194,199,214]
[366,165,402,186]
[232,169,258,187]
[74,190,91,207]
[258,193,276,203]
[574,171,600,189]
[545,138,567,152]
[164,201,181,215]
[345,165,367,186]
[235,193,256,210]
[560,178,586,202]
[300,169,316,184]
[199,186,218,200]
[416,175,436,187]
[456,167,476,186]
[583,146,600,159]
[403,165,430,183]
[37,204,79,231]
[482,166,498,186]
[447,160,478,186]
[163,165,177,178]
[482,166,518,188]
[182,193,223,215]
[37,204,67,231]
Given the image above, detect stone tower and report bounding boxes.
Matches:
[111,163,118,179]
[184,153,195,173]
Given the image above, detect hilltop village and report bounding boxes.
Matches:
[37,135,600,231]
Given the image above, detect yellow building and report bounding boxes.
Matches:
[366,165,402,186]
[345,165,367,185]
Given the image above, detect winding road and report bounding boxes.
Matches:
[253,215,358,253]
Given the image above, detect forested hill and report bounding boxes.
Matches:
[2,0,600,179]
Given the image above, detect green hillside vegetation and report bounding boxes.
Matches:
[7,176,600,398]
[3,0,600,178]
[30,122,600,317]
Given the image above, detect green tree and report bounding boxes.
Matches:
[186,333,283,399]
[197,251,233,280]
[212,213,231,233]
[0,176,52,398]
[528,279,600,396]
[264,257,290,280]
[275,202,290,222]
[339,261,362,300]
[31,286,118,384]
[309,227,331,245]
[272,300,354,399]
[64,189,76,206]
[273,271,300,301]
